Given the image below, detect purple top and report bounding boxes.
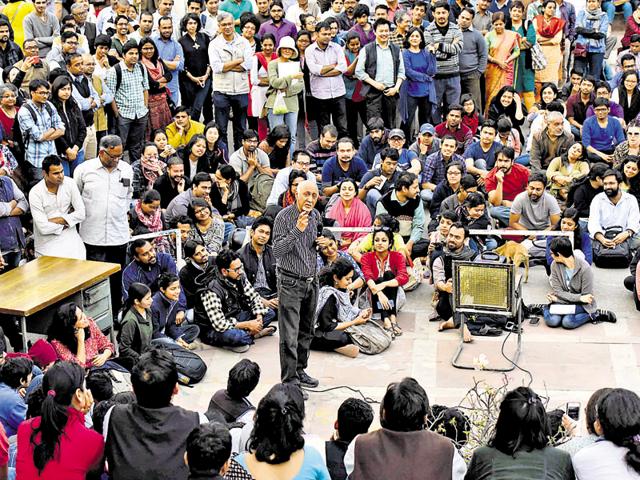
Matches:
[258,19,298,48]
[305,42,347,99]
[586,101,625,120]
[348,24,376,47]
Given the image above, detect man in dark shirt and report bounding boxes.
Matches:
[357,117,388,168]
[321,138,368,196]
[273,180,330,392]
[569,162,607,218]
[239,216,278,305]
[359,146,401,215]
[0,20,22,71]
[306,124,338,180]
[153,157,190,209]
[180,239,215,308]
[566,75,596,140]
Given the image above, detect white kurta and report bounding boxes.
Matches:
[28,177,87,260]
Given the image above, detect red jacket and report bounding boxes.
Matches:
[361,251,409,286]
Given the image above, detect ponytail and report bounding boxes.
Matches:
[30,362,85,473]
[598,388,640,474]
[123,282,152,316]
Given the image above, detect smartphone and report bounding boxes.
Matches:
[528,316,540,326]
[566,402,580,421]
[376,300,395,310]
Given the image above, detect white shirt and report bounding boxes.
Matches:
[285,0,321,27]
[588,191,640,238]
[573,440,640,480]
[29,177,86,259]
[201,11,219,38]
[74,157,133,246]
[266,167,315,206]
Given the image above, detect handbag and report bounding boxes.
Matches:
[273,91,289,115]
[531,43,548,71]
[592,226,632,268]
[573,42,588,58]
[345,320,392,355]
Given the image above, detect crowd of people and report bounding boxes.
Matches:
[0,0,640,476]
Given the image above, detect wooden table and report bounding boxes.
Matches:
[0,257,121,350]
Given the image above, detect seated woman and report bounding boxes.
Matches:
[487,86,526,141]
[546,143,590,201]
[179,134,211,183]
[461,93,484,137]
[361,227,409,337]
[572,388,640,480]
[258,124,291,172]
[348,213,408,263]
[210,164,252,228]
[151,273,200,350]
[131,142,166,200]
[48,302,114,369]
[456,192,497,252]
[465,387,574,479]
[128,189,170,252]
[317,230,365,294]
[618,155,640,205]
[545,208,592,274]
[430,162,464,220]
[16,361,103,479]
[527,82,559,122]
[235,383,331,479]
[187,198,226,256]
[311,258,373,358]
[152,128,177,162]
[203,121,229,173]
[325,178,371,251]
[118,283,154,371]
[543,237,596,330]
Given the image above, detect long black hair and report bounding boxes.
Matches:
[48,302,91,352]
[598,388,640,474]
[552,207,583,252]
[30,361,86,473]
[318,256,354,287]
[248,383,305,464]
[123,282,152,317]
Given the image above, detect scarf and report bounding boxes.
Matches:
[134,199,163,232]
[281,190,296,207]
[141,156,166,187]
[535,15,565,38]
[141,57,164,82]
[314,286,361,329]
[585,6,604,22]
[227,180,242,213]
[444,244,477,261]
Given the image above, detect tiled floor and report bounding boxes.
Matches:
[173,263,639,440]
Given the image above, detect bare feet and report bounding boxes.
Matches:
[438,318,473,343]
[463,325,473,343]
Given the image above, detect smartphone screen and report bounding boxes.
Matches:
[566,402,580,421]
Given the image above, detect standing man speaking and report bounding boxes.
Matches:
[273,180,329,393]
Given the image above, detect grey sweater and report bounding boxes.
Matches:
[423,22,463,78]
[459,28,488,76]
[549,256,597,313]
[23,12,60,56]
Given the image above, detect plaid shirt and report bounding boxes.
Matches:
[420,151,465,186]
[105,61,149,120]
[0,41,23,70]
[389,30,406,48]
[17,100,65,169]
[200,276,268,332]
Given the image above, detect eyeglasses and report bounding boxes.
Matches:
[194,208,210,215]
[35,90,50,96]
[373,226,391,232]
[103,150,123,161]
[229,265,243,273]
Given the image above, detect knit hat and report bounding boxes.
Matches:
[28,339,58,368]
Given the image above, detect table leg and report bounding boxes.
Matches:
[20,315,28,352]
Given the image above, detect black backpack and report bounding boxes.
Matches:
[114,62,146,91]
[11,102,55,166]
[156,342,208,385]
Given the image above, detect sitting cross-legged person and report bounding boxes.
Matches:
[151,273,200,350]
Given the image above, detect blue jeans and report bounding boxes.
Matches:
[189,77,211,121]
[62,149,85,177]
[515,153,530,167]
[201,308,276,347]
[543,304,592,329]
[434,76,462,123]
[213,92,248,150]
[574,52,605,80]
[602,0,632,21]
[365,188,383,216]
[267,109,298,157]
[489,205,511,227]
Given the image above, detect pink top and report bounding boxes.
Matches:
[51,319,115,368]
[17,407,104,479]
[0,422,7,468]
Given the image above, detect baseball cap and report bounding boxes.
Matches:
[419,123,435,135]
[388,128,405,139]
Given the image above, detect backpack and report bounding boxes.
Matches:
[11,102,55,165]
[248,172,275,213]
[114,62,146,91]
[156,342,208,385]
[345,320,392,355]
[592,226,632,268]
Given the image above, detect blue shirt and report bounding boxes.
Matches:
[321,156,368,187]
[152,35,184,103]
[463,140,503,170]
[17,100,65,169]
[582,115,625,153]
[372,148,418,172]
[0,383,26,437]
[402,49,437,99]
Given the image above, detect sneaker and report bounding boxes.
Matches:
[298,371,319,388]
[593,310,617,324]
[223,344,250,353]
[254,325,277,339]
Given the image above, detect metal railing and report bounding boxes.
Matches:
[129,229,183,264]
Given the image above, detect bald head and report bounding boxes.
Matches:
[295,180,319,212]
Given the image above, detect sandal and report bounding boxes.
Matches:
[383,321,396,339]
[392,323,403,336]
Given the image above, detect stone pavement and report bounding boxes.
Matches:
[173,262,639,440]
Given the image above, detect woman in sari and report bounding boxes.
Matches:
[533,0,565,94]
[485,12,521,112]
[140,37,173,137]
[325,178,372,250]
[510,1,537,112]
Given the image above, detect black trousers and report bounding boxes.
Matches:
[315,96,348,139]
[0,251,23,351]
[346,98,367,147]
[85,243,128,314]
[371,271,399,320]
[365,90,398,130]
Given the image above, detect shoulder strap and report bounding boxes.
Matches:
[115,63,122,90]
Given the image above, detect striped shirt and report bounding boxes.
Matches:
[273,205,321,277]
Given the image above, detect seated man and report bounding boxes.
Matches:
[509,173,561,232]
[239,216,278,307]
[371,129,420,175]
[326,398,374,480]
[185,422,232,480]
[567,75,596,140]
[585,81,625,124]
[376,172,426,259]
[463,121,502,179]
[153,157,190,210]
[485,146,530,227]
[321,137,368,197]
[529,111,574,172]
[306,124,338,180]
[165,172,213,224]
[104,349,203,480]
[180,239,215,308]
[408,123,441,164]
[0,357,32,437]
[435,104,474,155]
[582,98,625,164]
[165,106,205,149]
[359,147,401,215]
[194,249,276,352]
[229,129,273,185]
[526,101,573,152]
[345,377,466,479]
[420,136,465,204]
[432,223,477,343]
[357,117,388,168]
[266,150,315,207]
[588,169,640,251]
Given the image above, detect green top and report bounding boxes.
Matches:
[118,308,154,362]
[265,60,304,112]
[465,446,575,480]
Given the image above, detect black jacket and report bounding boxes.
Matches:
[179,258,214,308]
[210,179,251,218]
[239,242,277,293]
[54,99,87,153]
[154,173,191,209]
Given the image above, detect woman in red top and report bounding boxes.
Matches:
[17,361,103,479]
[48,302,114,369]
[361,227,408,337]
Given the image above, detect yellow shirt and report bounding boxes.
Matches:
[4,0,35,50]
[165,120,205,149]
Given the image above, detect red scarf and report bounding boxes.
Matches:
[256,52,277,72]
[535,15,565,38]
